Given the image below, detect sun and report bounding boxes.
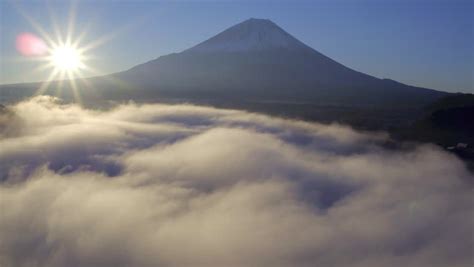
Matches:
[16,1,130,104]
[50,45,84,72]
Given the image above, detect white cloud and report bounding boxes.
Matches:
[0,96,472,267]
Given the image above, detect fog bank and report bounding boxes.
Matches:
[0,96,472,267]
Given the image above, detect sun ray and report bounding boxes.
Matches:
[13,4,57,47]
[66,1,78,46]
[67,72,82,105]
[46,2,65,46]
[14,0,142,105]
[73,22,92,48]
[54,71,67,98]
[31,56,57,73]
[35,69,60,95]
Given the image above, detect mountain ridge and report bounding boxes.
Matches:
[118,18,445,108]
[184,18,309,53]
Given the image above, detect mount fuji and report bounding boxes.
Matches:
[113,18,446,107]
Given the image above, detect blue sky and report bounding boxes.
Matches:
[1,0,472,93]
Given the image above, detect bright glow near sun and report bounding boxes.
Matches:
[17,1,124,104]
[50,46,83,71]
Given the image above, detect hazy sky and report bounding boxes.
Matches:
[1,0,472,93]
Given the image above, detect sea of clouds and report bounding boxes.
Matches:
[0,96,472,267]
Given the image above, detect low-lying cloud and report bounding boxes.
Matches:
[0,96,472,267]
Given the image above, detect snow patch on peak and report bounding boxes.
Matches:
[186,18,307,53]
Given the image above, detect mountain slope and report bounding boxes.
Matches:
[186,18,308,53]
[115,18,446,107]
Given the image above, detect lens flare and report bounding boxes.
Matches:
[16,33,48,56]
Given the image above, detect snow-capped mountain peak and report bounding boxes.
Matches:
[186,18,307,53]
